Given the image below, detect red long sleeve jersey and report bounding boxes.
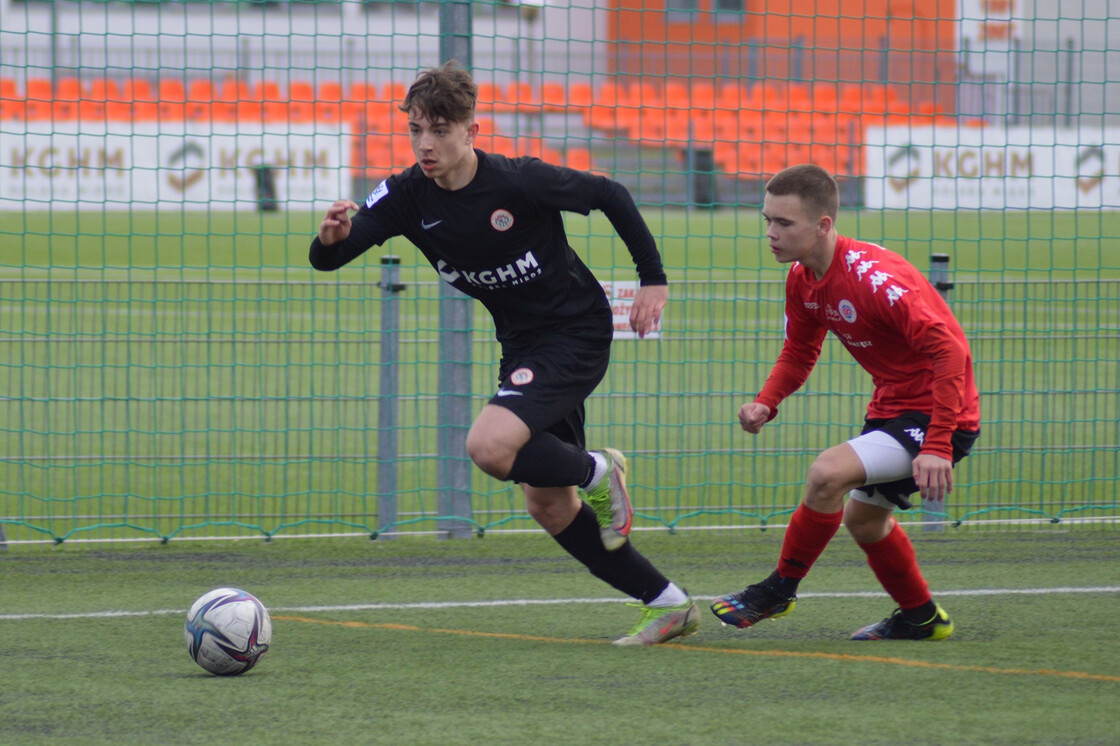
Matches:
[756,235,981,459]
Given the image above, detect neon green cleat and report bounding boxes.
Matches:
[582,448,633,551]
[612,600,701,646]
[851,604,954,640]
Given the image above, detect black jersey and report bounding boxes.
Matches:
[309,151,666,348]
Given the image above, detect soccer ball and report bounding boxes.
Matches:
[184,587,272,676]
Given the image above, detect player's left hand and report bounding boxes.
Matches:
[629,284,667,339]
[912,453,953,502]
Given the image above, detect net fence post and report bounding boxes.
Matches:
[437,1,476,539]
[377,256,405,539]
[924,253,954,532]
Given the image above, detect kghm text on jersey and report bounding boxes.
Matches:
[436,250,542,290]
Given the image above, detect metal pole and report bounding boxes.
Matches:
[439,0,473,69]
[437,1,475,539]
[377,256,405,539]
[923,253,954,532]
[1063,37,1075,128]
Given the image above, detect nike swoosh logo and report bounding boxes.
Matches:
[496,389,523,397]
[421,219,442,230]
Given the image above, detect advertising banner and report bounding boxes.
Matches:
[864,125,1120,210]
[1,123,350,211]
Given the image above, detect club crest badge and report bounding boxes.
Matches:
[490,209,514,232]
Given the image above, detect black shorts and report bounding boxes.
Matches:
[859,411,981,510]
[489,332,611,449]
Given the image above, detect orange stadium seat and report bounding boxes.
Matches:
[665,81,690,112]
[628,80,663,109]
[79,78,116,121]
[287,80,316,124]
[382,81,407,106]
[726,143,763,177]
[595,80,622,107]
[637,107,671,146]
[785,117,815,145]
[540,81,566,112]
[476,132,519,156]
[663,109,715,145]
[614,104,643,138]
[126,78,158,122]
[474,115,495,134]
[361,130,414,176]
[387,131,414,170]
[209,79,242,122]
[24,78,52,121]
[786,83,813,113]
[516,138,561,163]
[689,81,717,110]
[156,78,186,121]
[359,134,391,179]
[0,77,25,120]
[584,101,618,135]
[185,79,215,122]
[363,100,395,133]
[749,81,790,111]
[715,110,758,144]
[343,82,376,128]
[51,77,81,121]
[716,83,748,112]
[563,147,592,172]
[807,82,838,114]
[215,79,257,121]
[504,81,538,111]
[252,80,285,123]
[565,82,593,110]
[89,78,115,99]
[348,81,377,102]
[809,112,840,139]
[475,81,503,113]
[314,81,344,126]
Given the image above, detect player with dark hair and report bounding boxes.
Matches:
[309,61,699,645]
[711,164,980,640]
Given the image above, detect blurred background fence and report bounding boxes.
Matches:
[1,0,1117,543]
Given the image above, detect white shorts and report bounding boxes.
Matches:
[846,430,913,511]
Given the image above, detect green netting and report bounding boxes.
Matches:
[1,0,1117,543]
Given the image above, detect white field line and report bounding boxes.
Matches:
[2,586,1117,622]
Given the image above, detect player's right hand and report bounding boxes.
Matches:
[318,200,360,245]
[739,402,771,433]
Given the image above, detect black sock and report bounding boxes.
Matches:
[506,432,595,487]
[763,569,801,597]
[901,600,938,624]
[553,503,670,604]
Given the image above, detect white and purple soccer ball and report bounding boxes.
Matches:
[184,587,272,676]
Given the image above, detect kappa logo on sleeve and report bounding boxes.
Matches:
[365,180,389,208]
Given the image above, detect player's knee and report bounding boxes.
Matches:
[465,432,512,479]
[805,455,850,500]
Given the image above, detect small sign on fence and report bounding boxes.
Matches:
[601,280,661,340]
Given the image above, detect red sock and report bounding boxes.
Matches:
[858,521,932,610]
[777,504,843,579]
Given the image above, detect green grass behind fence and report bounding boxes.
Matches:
[1,208,1118,542]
